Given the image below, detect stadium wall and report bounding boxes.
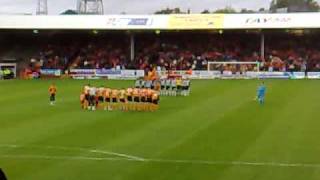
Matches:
[40,69,320,80]
[1,13,320,30]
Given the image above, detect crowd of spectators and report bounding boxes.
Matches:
[28,31,320,73]
[28,33,130,72]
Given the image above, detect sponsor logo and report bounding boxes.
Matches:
[106,18,153,26]
[128,18,150,25]
[245,17,291,24]
[246,72,290,79]
[168,14,224,29]
[40,69,61,76]
[69,69,95,75]
[307,72,320,79]
[121,70,137,76]
[96,69,121,75]
[287,72,305,79]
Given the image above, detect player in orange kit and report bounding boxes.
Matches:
[49,83,57,105]
[111,89,119,111]
[119,88,127,111]
[104,87,111,111]
[151,90,160,111]
[80,91,86,109]
[126,87,133,111]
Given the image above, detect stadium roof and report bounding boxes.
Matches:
[0,13,319,30]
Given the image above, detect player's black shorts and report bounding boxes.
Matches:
[105,97,111,102]
[152,99,159,105]
[127,96,133,102]
[120,98,125,103]
[141,97,146,102]
[98,96,104,102]
[90,95,95,101]
[147,97,152,103]
[85,94,89,101]
[161,85,165,90]
[177,85,182,90]
[112,98,117,103]
[50,94,55,101]
[166,86,170,90]
[134,97,139,102]
[89,95,95,105]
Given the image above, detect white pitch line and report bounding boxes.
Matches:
[0,144,145,161]
[89,149,145,161]
[1,144,320,168]
[1,154,320,168]
[0,154,134,162]
[143,159,320,168]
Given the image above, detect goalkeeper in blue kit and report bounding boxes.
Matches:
[256,82,266,105]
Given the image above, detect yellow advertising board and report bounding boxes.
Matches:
[168,14,224,29]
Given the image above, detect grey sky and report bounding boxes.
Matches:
[0,0,319,15]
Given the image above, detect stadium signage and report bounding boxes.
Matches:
[133,70,145,77]
[1,14,320,30]
[190,71,221,79]
[69,69,95,75]
[121,70,143,77]
[307,72,320,79]
[245,71,290,79]
[260,72,290,79]
[245,17,291,24]
[106,17,153,27]
[69,69,145,79]
[40,69,61,76]
[67,69,311,80]
[245,71,260,78]
[223,13,320,29]
[128,18,151,26]
[96,69,121,75]
[168,14,224,29]
[288,72,305,79]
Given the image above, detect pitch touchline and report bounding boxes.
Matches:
[1,144,320,168]
[1,154,320,168]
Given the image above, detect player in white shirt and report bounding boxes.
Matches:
[140,80,145,88]
[135,80,141,88]
[160,79,166,95]
[145,80,152,89]
[182,79,191,96]
[165,79,171,96]
[171,79,177,96]
[89,86,97,110]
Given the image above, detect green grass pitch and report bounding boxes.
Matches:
[1,79,320,180]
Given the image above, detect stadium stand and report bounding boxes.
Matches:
[19,31,320,73]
